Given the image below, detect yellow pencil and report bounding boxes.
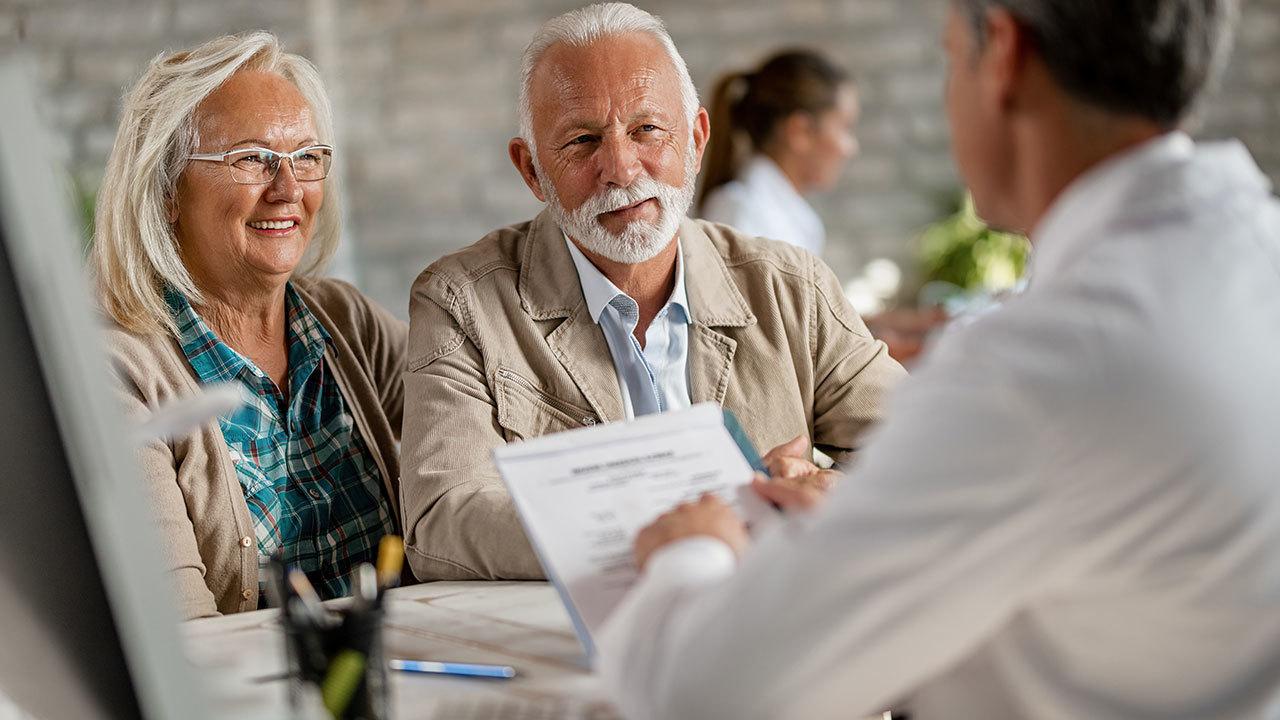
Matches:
[376,535,404,591]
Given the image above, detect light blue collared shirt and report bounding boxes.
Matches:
[564,236,692,419]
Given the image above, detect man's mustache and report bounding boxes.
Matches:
[576,178,668,218]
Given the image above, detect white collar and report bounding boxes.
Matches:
[563,234,691,326]
[741,155,823,236]
[1028,132,1196,284]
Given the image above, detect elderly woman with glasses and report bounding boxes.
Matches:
[92,32,406,619]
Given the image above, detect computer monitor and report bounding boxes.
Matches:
[0,57,212,720]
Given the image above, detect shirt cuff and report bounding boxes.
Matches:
[598,536,737,666]
[643,535,738,589]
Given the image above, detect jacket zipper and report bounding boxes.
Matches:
[497,368,598,426]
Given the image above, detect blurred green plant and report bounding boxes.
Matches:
[918,193,1029,298]
[69,173,96,251]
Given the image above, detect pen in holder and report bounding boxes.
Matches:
[268,553,390,720]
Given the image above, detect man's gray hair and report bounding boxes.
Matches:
[956,0,1239,127]
[517,3,699,152]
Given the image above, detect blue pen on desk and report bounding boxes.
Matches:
[389,658,516,679]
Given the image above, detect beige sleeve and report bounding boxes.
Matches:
[112,371,220,620]
[357,290,410,441]
[808,254,908,466]
[399,274,543,581]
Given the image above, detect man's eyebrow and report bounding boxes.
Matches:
[628,108,670,123]
[554,119,604,135]
[553,108,671,134]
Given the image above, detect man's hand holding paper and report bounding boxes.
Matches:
[633,493,749,570]
[634,437,841,569]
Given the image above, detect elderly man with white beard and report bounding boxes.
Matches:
[399,2,906,581]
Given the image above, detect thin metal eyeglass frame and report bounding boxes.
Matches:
[186,144,334,185]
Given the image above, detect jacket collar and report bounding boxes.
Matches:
[518,207,754,328]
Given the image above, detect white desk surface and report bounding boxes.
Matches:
[182,581,617,718]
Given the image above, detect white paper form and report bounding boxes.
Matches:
[493,403,775,658]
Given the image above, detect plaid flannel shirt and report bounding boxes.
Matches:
[168,284,395,601]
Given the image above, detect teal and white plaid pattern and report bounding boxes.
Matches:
[168,285,395,601]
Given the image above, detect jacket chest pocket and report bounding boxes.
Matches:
[493,367,598,442]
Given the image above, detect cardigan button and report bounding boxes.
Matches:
[240,536,253,548]
[242,589,253,601]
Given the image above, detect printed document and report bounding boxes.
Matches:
[493,403,774,658]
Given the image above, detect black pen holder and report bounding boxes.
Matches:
[279,588,389,720]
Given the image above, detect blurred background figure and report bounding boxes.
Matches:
[698,47,949,365]
[697,49,857,257]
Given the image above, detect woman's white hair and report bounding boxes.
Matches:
[91,31,340,336]
[517,3,699,153]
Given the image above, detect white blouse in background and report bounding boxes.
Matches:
[700,154,826,256]
[599,132,1280,719]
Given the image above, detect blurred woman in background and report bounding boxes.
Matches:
[698,49,859,256]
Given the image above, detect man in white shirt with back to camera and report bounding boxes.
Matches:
[599,0,1280,718]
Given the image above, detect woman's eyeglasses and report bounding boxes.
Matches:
[187,145,333,185]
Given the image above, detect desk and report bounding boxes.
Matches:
[183,581,617,718]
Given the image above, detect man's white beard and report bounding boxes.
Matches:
[538,142,698,264]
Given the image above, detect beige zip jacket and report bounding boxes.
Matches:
[107,278,407,619]
[401,210,906,582]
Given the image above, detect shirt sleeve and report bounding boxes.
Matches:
[597,329,1072,719]
[399,272,544,581]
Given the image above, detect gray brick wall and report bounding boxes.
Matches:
[3,0,1278,317]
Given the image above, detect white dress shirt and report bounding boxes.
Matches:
[565,236,692,419]
[701,155,826,255]
[598,133,1280,719]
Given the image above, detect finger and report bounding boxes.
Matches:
[697,492,729,508]
[782,485,823,511]
[815,470,841,491]
[768,455,815,475]
[765,455,818,480]
[776,471,836,492]
[763,434,810,462]
[672,495,713,514]
[753,479,823,512]
[752,479,789,506]
[751,476,770,491]
[754,480,799,505]
[661,502,694,520]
